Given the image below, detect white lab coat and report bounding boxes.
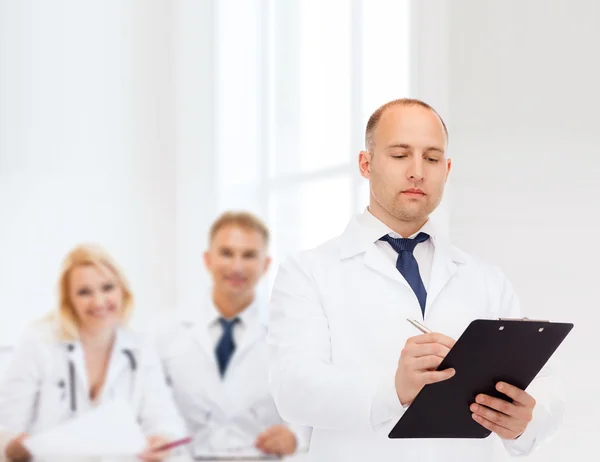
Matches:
[0,318,191,462]
[153,300,311,459]
[268,212,565,462]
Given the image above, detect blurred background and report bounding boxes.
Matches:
[1,1,599,460]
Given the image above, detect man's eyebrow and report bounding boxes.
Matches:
[424,146,444,154]
[386,143,412,149]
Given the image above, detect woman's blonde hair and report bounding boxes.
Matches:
[54,244,134,341]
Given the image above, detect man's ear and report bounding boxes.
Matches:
[358,150,372,179]
[262,256,272,276]
[446,157,452,181]
[203,251,211,270]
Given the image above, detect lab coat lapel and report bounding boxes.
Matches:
[102,328,136,393]
[64,341,88,405]
[222,310,267,417]
[340,214,409,286]
[229,320,265,371]
[190,321,218,366]
[184,308,227,410]
[363,243,409,286]
[425,235,465,313]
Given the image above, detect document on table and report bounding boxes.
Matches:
[24,398,147,457]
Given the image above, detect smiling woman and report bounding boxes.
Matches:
[55,244,134,342]
[0,244,190,462]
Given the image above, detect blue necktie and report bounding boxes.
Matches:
[215,318,239,377]
[380,232,430,315]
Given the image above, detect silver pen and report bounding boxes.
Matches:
[406,318,432,334]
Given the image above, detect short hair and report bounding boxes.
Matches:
[209,211,270,246]
[365,98,449,152]
[55,244,134,341]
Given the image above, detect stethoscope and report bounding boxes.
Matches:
[59,344,137,413]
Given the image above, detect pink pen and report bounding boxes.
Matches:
[152,436,193,452]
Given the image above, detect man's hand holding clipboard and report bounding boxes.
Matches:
[390,318,571,440]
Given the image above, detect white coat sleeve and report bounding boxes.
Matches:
[268,254,405,433]
[0,329,44,462]
[136,342,190,442]
[286,423,312,453]
[143,316,175,387]
[231,392,313,452]
[491,267,566,457]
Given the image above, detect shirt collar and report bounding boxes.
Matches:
[339,207,460,261]
[207,296,258,329]
[357,207,438,242]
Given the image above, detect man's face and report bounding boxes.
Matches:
[204,225,271,299]
[360,104,451,226]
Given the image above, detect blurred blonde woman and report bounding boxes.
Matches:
[0,244,190,462]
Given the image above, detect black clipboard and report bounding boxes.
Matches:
[388,318,573,439]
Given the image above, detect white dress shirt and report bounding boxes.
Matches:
[207,300,252,348]
[366,209,436,290]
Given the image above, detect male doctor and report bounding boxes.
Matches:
[154,212,310,459]
[267,98,564,461]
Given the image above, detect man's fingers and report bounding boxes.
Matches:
[404,342,450,359]
[255,439,268,453]
[264,436,292,455]
[267,437,285,453]
[256,428,274,445]
[471,402,529,439]
[256,425,290,454]
[496,382,536,407]
[255,434,269,449]
[412,354,444,371]
[257,427,295,456]
[421,368,455,384]
[470,403,513,428]
[471,413,521,440]
[474,394,531,421]
[258,435,278,454]
[256,430,280,452]
[410,333,456,349]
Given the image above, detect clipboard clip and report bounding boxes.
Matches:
[498,317,550,322]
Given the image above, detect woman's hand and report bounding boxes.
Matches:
[5,433,31,462]
[137,435,171,461]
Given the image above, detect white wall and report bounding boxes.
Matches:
[0,0,184,343]
[173,0,219,309]
[413,0,600,459]
[0,0,220,345]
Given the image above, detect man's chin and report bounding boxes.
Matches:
[391,208,429,222]
[222,284,250,296]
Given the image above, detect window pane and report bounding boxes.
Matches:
[269,0,352,178]
[268,175,353,274]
